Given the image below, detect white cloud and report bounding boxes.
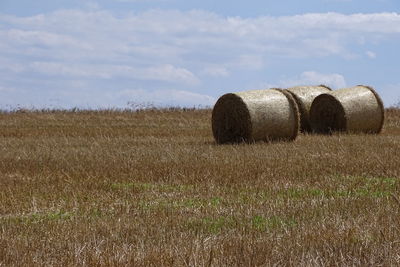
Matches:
[143,64,199,84]
[0,85,15,93]
[279,71,347,89]
[0,10,399,108]
[83,1,100,10]
[0,86,215,109]
[2,10,399,61]
[114,0,166,2]
[1,29,90,49]
[366,51,377,58]
[121,89,215,107]
[0,61,198,84]
[234,55,264,70]
[201,66,230,77]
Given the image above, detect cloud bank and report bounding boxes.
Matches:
[0,9,399,108]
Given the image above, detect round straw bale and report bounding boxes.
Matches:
[286,85,332,132]
[309,85,385,134]
[212,89,300,144]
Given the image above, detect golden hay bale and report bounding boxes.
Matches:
[285,85,332,132]
[309,85,385,134]
[212,89,300,144]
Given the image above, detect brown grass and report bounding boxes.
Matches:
[0,108,400,266]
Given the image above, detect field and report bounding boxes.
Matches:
[1,108,400,266]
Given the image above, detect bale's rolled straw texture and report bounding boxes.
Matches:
[212,89,300,144]
[286,85,332,132]
[310,85,385,134]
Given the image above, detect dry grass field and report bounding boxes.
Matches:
[1,108,400,266]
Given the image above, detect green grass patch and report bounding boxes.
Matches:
[111,182,193,192]
[186,216,237,234]
[2,210,74,224]
[138,196,223,211]
[273,176,398,200]
[251,215,298,231]
[186,214,298,234]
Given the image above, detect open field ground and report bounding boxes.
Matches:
[1,108,400,266]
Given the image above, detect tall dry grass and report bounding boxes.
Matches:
[0,108,399,266]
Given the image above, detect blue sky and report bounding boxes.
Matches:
[0,0,399,109]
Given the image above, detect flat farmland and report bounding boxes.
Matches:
[0,108,400,266]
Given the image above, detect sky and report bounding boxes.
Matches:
[0,0,399,109]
